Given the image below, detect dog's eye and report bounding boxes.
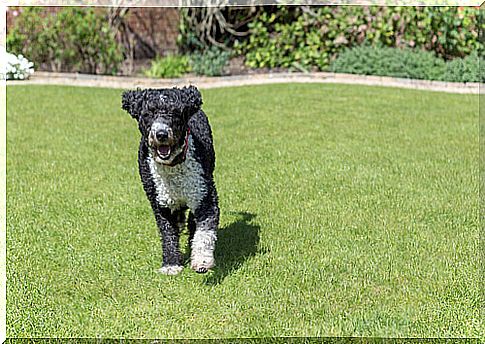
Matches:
[141,109,156,118]
[147,103,157,111]
[139,113,152,125]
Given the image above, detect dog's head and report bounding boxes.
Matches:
[121,86,202,165]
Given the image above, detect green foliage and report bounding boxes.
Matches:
[330,45,483,83]
[443,51,484,83]
[178,7,262,53]
[6,8,46,61]
[235,8,331,70]
[144,55,190,78]
[7,7,124,75]
[236,6,484,71]
[190,47,230,76]
[329,45,446,81]
[177,9,205,52]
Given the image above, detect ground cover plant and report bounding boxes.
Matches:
[330,45,446,81]
[144,55,190,78]
[6,84,480,338]
[190,47,230,76]
[330,46,483,83]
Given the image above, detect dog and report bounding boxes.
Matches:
[121,86,219,275]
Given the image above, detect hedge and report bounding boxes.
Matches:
[234,6,483,71]
[7,7,124,75]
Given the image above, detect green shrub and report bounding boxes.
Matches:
[7,7,124,75]
[329,45,446,81]
[236,9,330,70]
[235,6,483,71]
[190,47,230,76]
[330,45,483,83]
[144,55,190,78]
[443,51,484,83]
[7,8,48,66]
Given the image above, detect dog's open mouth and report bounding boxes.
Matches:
[156,145,172,160]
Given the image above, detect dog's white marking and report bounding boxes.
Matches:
[150,122,169,134]
[157,265,183,275]
[149,122,172,147]
[147,135,207,212]
[190,225,216,271]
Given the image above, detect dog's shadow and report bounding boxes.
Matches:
[203,211,261,285]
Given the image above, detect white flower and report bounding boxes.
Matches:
[1,48,35,80]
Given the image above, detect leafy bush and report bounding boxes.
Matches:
[7,7,123,75]
[330,45,483,83]
[443,51,484,83]
[329,45,446,81]
[190,47,230,76]
[235,6,484,71]
[144,55,190,78]
[1,49,34,80]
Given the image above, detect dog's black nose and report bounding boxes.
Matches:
[156,129,169,141]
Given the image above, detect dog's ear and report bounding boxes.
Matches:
[122,89,145,120]
[182,85,202,117]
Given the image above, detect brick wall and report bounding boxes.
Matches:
[126,8,180,57]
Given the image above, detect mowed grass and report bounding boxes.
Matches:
[6,84,480,338]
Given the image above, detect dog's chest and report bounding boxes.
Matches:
[147,150,206,211]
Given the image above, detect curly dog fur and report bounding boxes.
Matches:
[122,86,219,275]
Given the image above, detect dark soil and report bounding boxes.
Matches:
[37,56,295,77]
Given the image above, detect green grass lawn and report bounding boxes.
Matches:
[6,84,480,338]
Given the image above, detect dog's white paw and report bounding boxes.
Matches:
[156,265,183,275]
[190,256,215,274]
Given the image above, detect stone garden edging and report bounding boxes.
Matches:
[7,71,481,94]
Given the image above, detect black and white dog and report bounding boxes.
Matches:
[122,86,219,275]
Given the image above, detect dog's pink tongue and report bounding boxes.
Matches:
[158,145,170,156]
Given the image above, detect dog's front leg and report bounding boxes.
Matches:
[191,194,219,273]
[155,207,183,275]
